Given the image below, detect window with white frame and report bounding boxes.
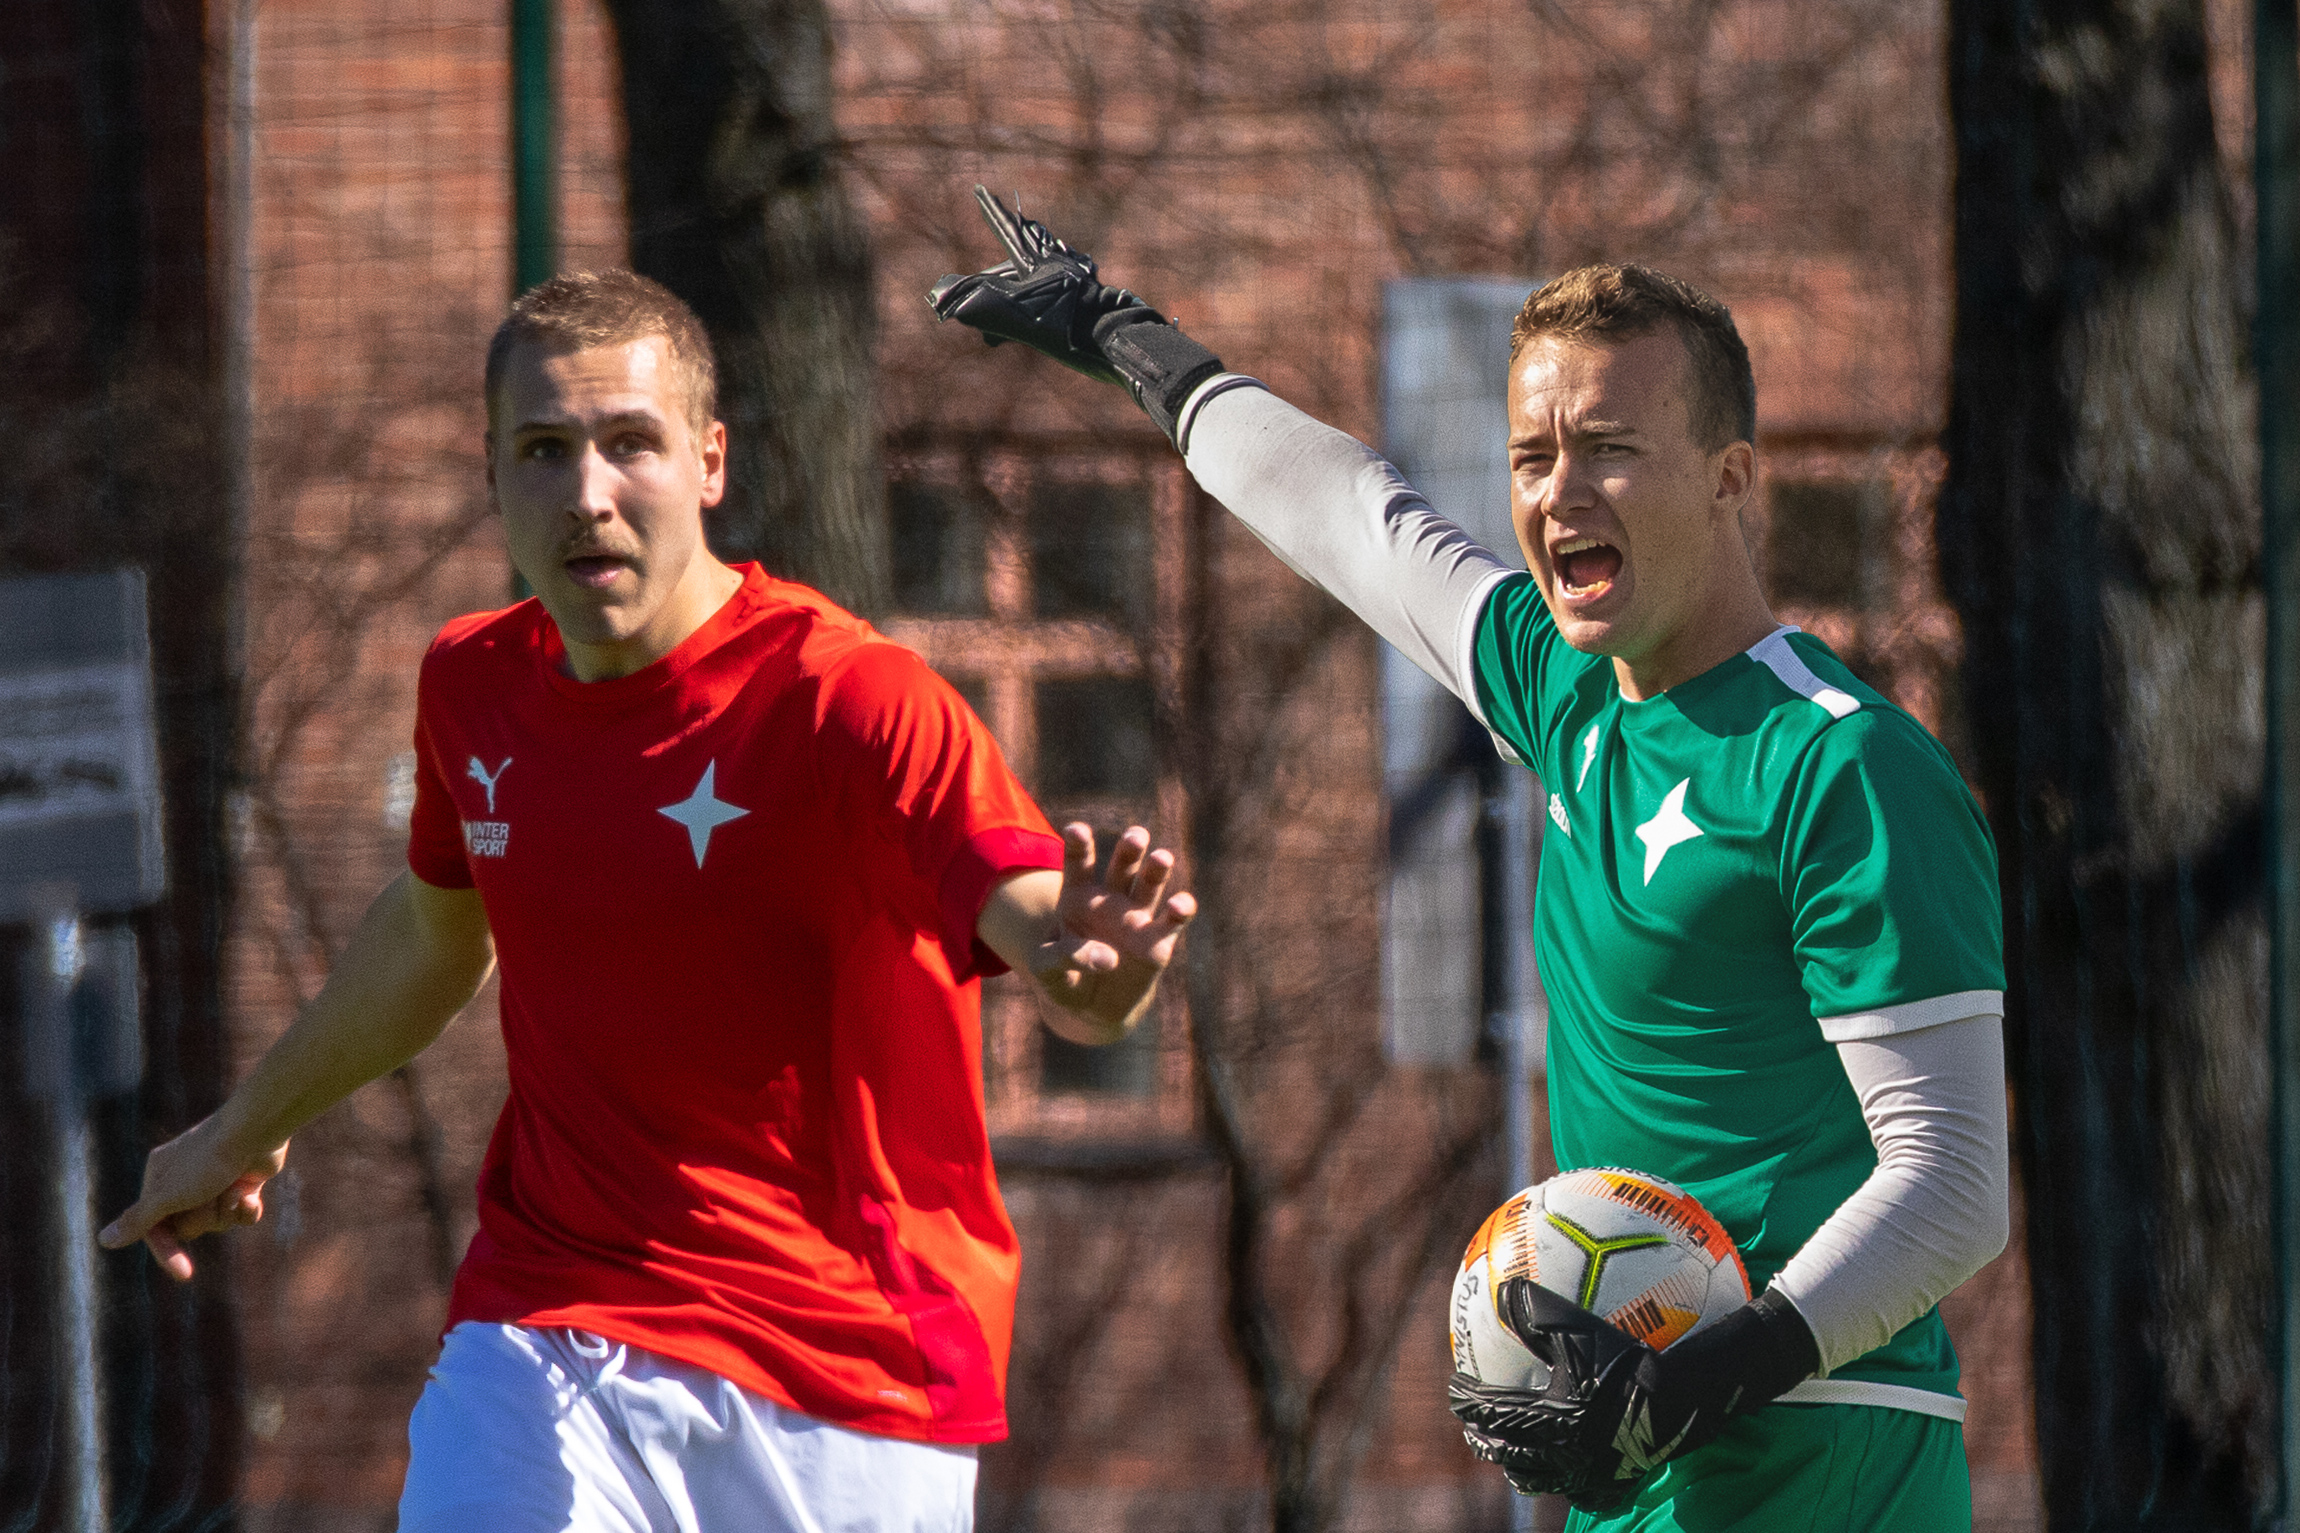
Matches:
[878,444,1192,1136]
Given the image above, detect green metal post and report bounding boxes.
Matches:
[509,0,556,596]
[511,0,558,295]
[2261,0,2300,1518]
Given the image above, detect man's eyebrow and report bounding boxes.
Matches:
[510,408,667,436]
[1509,419,1639,447]
[593,408,669,431]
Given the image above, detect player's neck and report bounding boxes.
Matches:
[1611,562,1777,702]
[559,557,744,683]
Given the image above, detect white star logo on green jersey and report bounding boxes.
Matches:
[1634,778,1704,884]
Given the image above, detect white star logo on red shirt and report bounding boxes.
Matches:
[658,760,749,868]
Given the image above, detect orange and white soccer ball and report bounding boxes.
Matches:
[1449,1167,1750,1388]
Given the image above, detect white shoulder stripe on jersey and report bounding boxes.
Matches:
[1778,1378,1968,1422]
[1815,989,2005,1043]
[1747,625,1860,720]
[1458,564,1518,735]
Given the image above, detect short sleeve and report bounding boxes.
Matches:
[1470,572,1573,779]
[1782,710,2004,1039]
[406,702,475,889]
[812,641,1063,978]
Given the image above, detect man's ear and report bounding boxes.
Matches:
[699,420,728,509]
[1712,440,1755,524]
[484,433,500,510]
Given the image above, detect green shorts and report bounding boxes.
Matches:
[1566,1404,1971,1533]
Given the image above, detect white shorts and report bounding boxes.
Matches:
[397,1322,977,1533]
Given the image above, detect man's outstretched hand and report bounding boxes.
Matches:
[929,187,1226,446]
[979,823,1196,1044]
[95,871,494,1283]
[98,1120,287,1282]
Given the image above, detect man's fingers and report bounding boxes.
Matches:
[1093,824,1185,906]
[1104,827,1149,890]
[101,1175,268,1275]
[1060,937,1120,975]
[1034,933,1119,988]
[98,1201,153,1250]
[1062,822,1097,880]
[1047,819,1190,985]
[144,1223,195,1283]
[1131,848,1174,904]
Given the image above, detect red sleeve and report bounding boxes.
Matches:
[406,682,476,890]
[813,641,1062,978]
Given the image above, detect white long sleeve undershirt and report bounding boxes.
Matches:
[1180,379,1513,713]
[1773,1011,2010,1373]
[1179,377,2011,1375]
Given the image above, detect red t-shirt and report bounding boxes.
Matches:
[405,563,1062,1444]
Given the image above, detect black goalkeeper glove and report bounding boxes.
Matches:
[927,186,1226,446]
[1447,1284,1820,1512]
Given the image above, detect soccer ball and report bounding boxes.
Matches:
[1449,1167,1750,1388]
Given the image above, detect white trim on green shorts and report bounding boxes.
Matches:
[1779,1377,1968,1421]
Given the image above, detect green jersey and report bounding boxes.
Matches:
[1472,574,2004,1398]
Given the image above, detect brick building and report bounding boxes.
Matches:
[4,0,2042,1527]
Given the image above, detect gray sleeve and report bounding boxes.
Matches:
[1769,1010,2012,1374]
[1178,377,1517,719]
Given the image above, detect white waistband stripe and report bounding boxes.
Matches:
[1778,1378,1968,1422]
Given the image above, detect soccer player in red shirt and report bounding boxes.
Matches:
[100,271,1196,1531]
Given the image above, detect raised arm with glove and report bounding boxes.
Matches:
[928,186,1233,445]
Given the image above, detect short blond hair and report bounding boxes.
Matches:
[1510,264,1755,450]
[485,269,718,438]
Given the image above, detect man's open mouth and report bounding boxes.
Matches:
[1554,536,1622,597]
[563,554,631,589]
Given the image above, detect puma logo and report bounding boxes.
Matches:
[467,756,512,815]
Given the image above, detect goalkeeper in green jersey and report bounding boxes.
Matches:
[931,190,2009,1531]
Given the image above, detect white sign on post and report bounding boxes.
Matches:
[0,570,163,1533]
[0,570,166,921]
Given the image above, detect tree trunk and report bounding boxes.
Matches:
[603,0,890,615]
[1940,0,2270,1523]
[1178,500,1507,1533]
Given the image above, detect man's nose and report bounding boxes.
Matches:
[572,443,617,520]
[1539,448,1598,520]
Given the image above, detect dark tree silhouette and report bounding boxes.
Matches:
[604,0,892,616]
[1940,0,2269,1523]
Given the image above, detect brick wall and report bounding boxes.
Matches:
[212,0,2043,1527]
